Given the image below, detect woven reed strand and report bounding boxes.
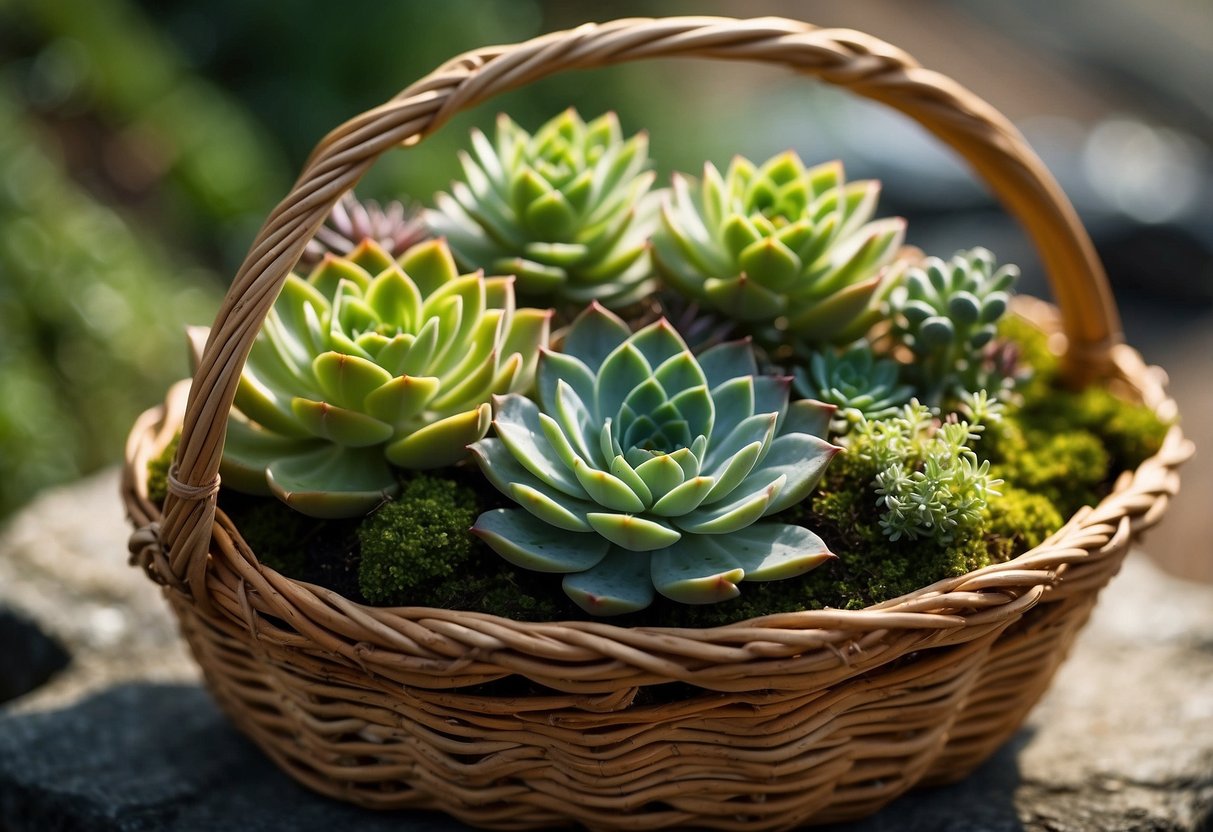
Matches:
[121,16,1194,830]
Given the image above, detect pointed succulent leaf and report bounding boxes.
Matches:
[650,540,744,604]
[265,445,398,519]
[472,509,609,573]
[562,548,656,616]
[384,403,491,468]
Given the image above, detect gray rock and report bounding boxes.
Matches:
[2,471,1211,830]
[0,469,198,712]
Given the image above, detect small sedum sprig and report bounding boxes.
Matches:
[850,400,1002,544]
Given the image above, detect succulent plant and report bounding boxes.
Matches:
[886,247,1018,405]
[651,151,906,345]
[301,193,429,269]
[221,238,551,518]
[469,303,840,616]
[794,343,913,434]
[428,109,658,309]
[851,401,1002,544]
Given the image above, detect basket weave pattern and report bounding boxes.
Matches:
[123,17,1191,830]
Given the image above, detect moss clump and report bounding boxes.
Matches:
[1023,386,1169,473]
[985,485,1064,562]
[983,416,1109,517]
[357,476,478,604]
[997,314,1058,405]
[145,433,180,506]
[354,474,567,619]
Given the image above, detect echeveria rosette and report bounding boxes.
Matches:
[428,109,658,309]
[886,247,1018,406]
[221,238,551,519]
[651,151,907,345]
[469,303,841,616]
[794,343,913,435]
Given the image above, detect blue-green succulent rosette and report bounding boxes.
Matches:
[470,303,841,616]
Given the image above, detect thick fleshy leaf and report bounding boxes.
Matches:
[667,386,714,442]
[364,266,422,331]
[703,413,777,473]
[492,395,584,497]
[384,403,490,468]
[308,256,373,298]
[233,370,313,439]
[702,440,764,505]
[562,548,655,616]
[708,377,755,443]
[265,445,398,519]
[572,459,647,513]
[702,275,786,322]
[290,398,394,447]
[510,482,595,532]
[653,352,708,401]
[562,302,631,373]
[628,319,687,371]
[782,399,836,439]
[608,455,653,507]
[737,433,840,515]
[723,523,835,581]
[218,417,322,496]
[634,453,686,501]
[472,509,609,573]
[399,238,460,297]
[697,340,758,390]
[554,379,599,465]
[587,512,681,551]
[537,349,596,414]
[677,475,785,535]
[312,353,393,411]
[596,343,652,425]
[363,374,441,426]
[650,541,743,604]
[649,475,714,517]
[738,236,801,291]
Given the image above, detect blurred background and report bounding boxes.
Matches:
[0,0,1208,578]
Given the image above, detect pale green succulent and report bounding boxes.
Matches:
[651,152,906,344]
[428,109,658,309]
[221,238,551,518]
[795,343,913,434]
[886,247,1018,405]
[852,401,1003,544]
[470,303,840,616]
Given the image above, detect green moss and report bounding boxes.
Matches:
[146,433,180,506]
[352,474,567,618]
[997,314,1058,406]
[985,485,1064,562]
[357,475,478,604]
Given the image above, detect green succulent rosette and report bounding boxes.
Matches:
[220,238,551,518]
[886,247,1018,404]
[794,343,913,434]
[428,109,658,309]
[470,303,840,616]
[652,151,907,344]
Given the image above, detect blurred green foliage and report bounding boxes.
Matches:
[0,0,845,519]
[0,84,218,517]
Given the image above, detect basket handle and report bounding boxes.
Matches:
[156,15,1122,601]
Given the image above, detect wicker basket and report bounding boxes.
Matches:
[123,16,1192,831]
